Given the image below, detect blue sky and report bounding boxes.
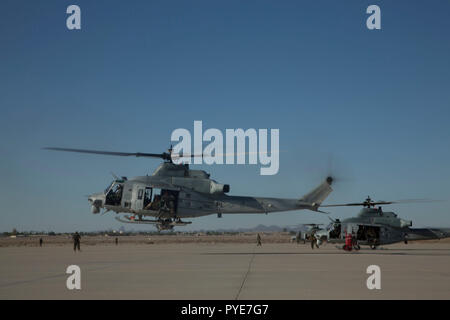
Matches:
[1,1,449,232]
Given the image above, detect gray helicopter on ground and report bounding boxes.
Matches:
[45,147,334,231]
[309,196,450,250]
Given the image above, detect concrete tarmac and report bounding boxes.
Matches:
[1,242,450,299]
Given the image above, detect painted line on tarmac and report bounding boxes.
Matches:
[234,244,257,300]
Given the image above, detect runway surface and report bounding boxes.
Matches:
[1,242,450,299]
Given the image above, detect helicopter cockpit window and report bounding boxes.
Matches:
[105,183,123,206]
[329,223,341,239]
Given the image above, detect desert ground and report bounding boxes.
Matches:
[1,234,449,299]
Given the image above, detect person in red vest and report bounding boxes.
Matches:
[343,232,353,251]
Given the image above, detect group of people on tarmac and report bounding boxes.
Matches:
[70,232,117,252]
[36,233,82,251]
[38,231,263,251]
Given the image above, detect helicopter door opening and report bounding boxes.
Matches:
[357,225,380,242]
[143,188,161,211]
[161,189,179,216]
[143,187,152,209]
[142,188,179,215]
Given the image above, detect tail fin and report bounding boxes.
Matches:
[299,177,333,210]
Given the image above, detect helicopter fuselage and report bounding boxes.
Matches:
[92,175,321,219]
[87,162,333,223]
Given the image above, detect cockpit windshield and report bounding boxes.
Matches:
[105,182,124,206]
[104,179,127,194]
[104,181,115,194]
[328,222,342,239]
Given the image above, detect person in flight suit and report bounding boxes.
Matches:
[161,191,176,216]
[73,232,81,252]
[257,233,262,246]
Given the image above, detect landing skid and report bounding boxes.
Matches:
[115,215,192,227]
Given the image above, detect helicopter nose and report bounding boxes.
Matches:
[88,193,105,214]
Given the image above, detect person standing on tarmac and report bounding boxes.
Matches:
[39,238,43,247]
[310,234,319,249]
[73,232,81,252]
[257,233,262,246]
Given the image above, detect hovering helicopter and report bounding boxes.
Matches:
[309,196,450,250]
[44,146,334,231]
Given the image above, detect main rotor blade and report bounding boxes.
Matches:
[320,202,382,207]
[321,199,439,208]
[170,150,283,160]
[43,147,171,160]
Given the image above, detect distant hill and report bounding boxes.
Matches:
[211,224,297,233]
